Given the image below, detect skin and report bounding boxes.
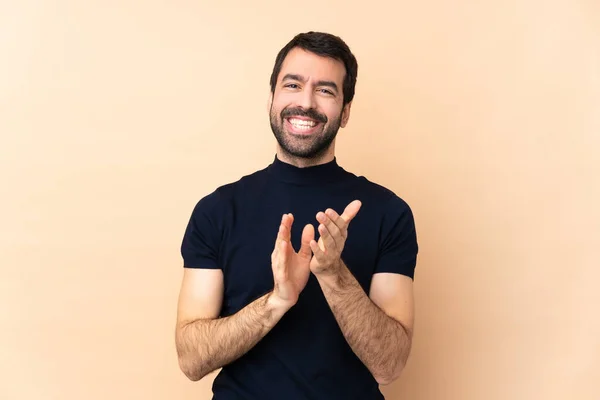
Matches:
[268,48,351,168]
[176,46,415,386]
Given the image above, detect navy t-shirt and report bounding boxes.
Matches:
[180,155,418,400]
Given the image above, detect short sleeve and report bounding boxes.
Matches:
[374,195,419,279]
[180,190,223,269]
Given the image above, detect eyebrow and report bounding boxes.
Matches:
[282,73,339,92]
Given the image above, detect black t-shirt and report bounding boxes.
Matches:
[180,155,419,400]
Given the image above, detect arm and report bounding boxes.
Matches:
[175,213,314,381]
[175,268,290,381]
[309,200,416,385]
[315,266,414,385]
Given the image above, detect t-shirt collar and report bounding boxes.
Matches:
[267,154,347,185]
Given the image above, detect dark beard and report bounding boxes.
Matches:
[270,105,341,159]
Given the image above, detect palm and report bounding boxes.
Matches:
[271,214,315,305]
[281,244,311,293]
[309,236,326,271]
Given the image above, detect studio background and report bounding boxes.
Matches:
[1,1,599,399]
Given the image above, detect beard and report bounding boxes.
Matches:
[270,105,342,159]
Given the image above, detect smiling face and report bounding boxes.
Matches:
[269,47,352,165]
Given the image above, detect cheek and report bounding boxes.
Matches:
[273,92,296,106]
[271,98,292,116]
[269,102,284,118]
[320,103,343,122]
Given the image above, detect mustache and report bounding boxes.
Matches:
[281,107,327,124]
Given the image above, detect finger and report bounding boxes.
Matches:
[298,224,315,259]
[277,220,287,242]
[317,222,336,253]
[309,239,326,261]
[279,239,288,263]
[274,214,288,266]
[318,210,343,244]
[278,214,293,243]
[283,213,293,241]
[272,236,282,273]
[324,208,346,235]
[271,245,278,267]
[340,200,362,224]
[276,239,288,276]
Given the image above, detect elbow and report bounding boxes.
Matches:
[176,325,208,382]
[375,363,405,386]
[182,370,203,382]
[377,339,412,385]
[183,372,203,382]
[178,355,206,382]
[375,374,397,386]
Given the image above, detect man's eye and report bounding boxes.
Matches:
[319,89,333,95]
[285,83,299,89]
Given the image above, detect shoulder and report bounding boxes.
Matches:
[188,166,269,218]
[349,173,413,216]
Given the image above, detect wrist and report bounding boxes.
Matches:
[313,258,343,279]
[266,291,294,316]
[315,271,340,290]
[316,260,354,291]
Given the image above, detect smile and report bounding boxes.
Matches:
[285,117,322,135]
[288,118,317,129]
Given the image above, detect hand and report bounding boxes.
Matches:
[310,200,362,276]
[271,213,315,308]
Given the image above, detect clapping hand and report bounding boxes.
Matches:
[270,213,315,308]
[309,200,362,276]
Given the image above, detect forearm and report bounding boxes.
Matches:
[176,291,289,381]
[316,262,412,385]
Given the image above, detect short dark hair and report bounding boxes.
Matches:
[269,31,358,106]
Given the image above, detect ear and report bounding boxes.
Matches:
[340,101,353,128]
[267,91,273,113]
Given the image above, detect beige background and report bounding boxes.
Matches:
[1,1,599,399]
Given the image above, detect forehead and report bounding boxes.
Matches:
[278,47,346,85]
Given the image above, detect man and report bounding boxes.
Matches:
[175,31,418,400]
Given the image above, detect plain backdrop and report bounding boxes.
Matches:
[1,1,599,399]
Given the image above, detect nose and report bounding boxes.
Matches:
[296,86,314,110]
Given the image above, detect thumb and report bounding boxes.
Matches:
[298,224,315,259]
[341,200,362,223]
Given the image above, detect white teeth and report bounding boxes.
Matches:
[289,118,317,129]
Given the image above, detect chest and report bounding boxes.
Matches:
[218,187,381,315]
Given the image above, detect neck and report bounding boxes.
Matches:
[267,151,346,186]
[276,145,336,168]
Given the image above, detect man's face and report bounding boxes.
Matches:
[269,48,351,159]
